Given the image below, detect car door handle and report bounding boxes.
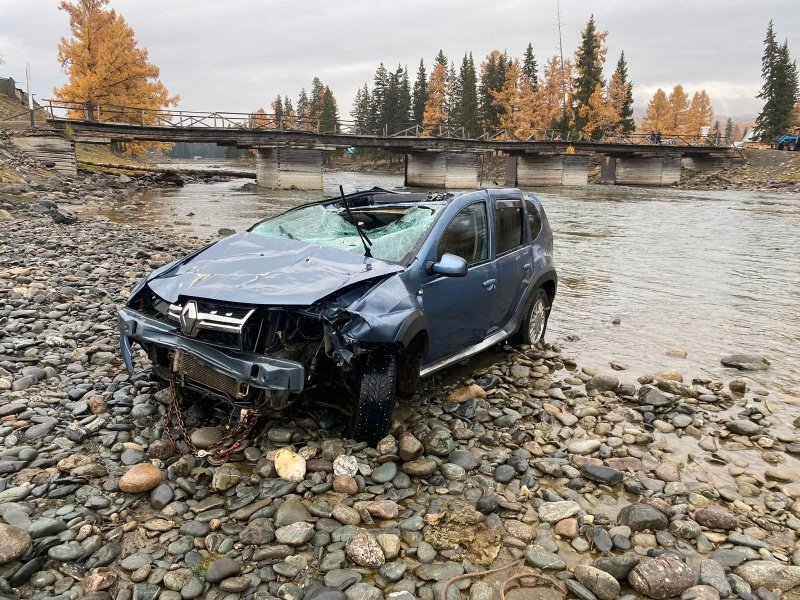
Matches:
[523,263,532,271]
[482,279,497,290]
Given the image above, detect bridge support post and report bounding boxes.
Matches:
[613,156,681,185]
[506,154,589,186]
[255,148,323,190]
[404,152,478,189]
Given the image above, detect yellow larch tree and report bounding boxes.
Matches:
[641,88,670,132]
[666,84,690,134]
[607,66,631,135]
[54,0,178,155]
[579,84,618,139]
[251,107,269,129]
[422,62,449,130]
[531,56,571,132]
[491,59,523,140]
[685,90,714,135]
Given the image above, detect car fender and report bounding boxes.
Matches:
[339,275,423,347]
[393,309,429,355]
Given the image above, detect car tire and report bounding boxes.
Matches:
[350,349,397,446]
[789,143,797,151]
[396,351,421,396]
[516,288,551,346]
[777,144,784,150]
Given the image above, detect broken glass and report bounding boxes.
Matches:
[251,202,445,263]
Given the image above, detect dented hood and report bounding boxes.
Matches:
[146,232,403,306]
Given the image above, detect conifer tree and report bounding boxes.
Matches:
[522,43,538,88]
[571,15,608,134]
[686,90,714,135]
[351,85,370,131]
[398,66,412,128]
[579,84,617,139]
[435,50,448,68]
[412,59,428,126]
[479,50,509,130]
[452,53,479,135]
[271,95,284,126]
[369,63,389,132]
[297,88,308,122]
[642,88,670,132]
[283,96,296,128]
[755,21,799,141]
[422,61,449,129]
[608,51,634,134]
[724,117,733,142]
[666,84,689,134]
[320,86,339,133]
[55,0,177,116]
[532,56,567,131]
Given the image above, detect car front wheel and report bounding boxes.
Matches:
[350,349,397,446]
[517,288,551,345]
[789,143,797,151]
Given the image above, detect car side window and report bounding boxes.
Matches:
[437,203,488,265]
[525,198,542,240]
[495,199,524,254]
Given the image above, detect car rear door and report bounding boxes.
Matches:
[421,200,495,364]
[489,195,533,333]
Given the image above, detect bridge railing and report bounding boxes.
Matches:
[43,100,731,147]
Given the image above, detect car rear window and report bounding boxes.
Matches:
[495,199,524,254]
[525,198,542,240]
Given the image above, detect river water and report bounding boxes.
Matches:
[89,170,800,400]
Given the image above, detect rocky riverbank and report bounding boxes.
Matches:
[678,150,800,193]
[1,136,799,600]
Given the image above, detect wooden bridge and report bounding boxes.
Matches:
[40,100,739,189]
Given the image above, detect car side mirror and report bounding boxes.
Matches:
[427,253,468,277]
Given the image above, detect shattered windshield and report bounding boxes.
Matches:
[251,202,446,263]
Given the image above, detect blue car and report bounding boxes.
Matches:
[119,187,556,446]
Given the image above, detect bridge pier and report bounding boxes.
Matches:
[404,152,478,189]
[255,148,323,190]
[602,155,682,186]
[505,154,589,187]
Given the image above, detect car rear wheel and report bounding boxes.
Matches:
[789,143,797,151]
[777,144,785,150]
[350,349,397,446]
[517,288,550,345]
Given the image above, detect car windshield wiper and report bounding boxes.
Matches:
[278,225,296,240]
[339,185,373,258]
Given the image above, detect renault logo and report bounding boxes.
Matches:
[179,301,200,337]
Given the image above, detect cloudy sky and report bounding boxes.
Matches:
[1,0,798,120]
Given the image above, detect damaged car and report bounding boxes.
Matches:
[119,187,556,446]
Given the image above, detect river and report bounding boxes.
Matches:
[88,170,800,400]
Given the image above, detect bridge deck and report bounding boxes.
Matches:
[48,118,734,158]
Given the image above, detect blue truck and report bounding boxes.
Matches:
[776,131,799,150]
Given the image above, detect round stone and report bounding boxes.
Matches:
[0,523,32,565]
[119,462,162,493]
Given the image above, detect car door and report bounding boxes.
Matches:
[421,201,495,364]
[489,196,533,333]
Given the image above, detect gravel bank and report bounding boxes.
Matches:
[1,138,799,600]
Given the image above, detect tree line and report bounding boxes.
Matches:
[347,16,635,141]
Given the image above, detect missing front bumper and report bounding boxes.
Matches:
[118,307,305,392]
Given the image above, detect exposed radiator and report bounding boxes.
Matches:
[173,351,248,399]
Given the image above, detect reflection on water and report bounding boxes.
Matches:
[84,170,800,402]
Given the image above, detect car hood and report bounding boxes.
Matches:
[146,232,404,306]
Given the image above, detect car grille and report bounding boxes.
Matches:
[174,351,248,399]
[167,300,255,351]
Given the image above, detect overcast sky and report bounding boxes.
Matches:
[1,0,798,120]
